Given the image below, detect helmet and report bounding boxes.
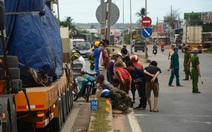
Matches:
[94,41,100,47]
[130,55,138,61]
[101,89,110,97]
[171,44,176,47]
[73,53,80,58]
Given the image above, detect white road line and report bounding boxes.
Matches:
[61,106,80,132]
[134,114,212,117]
[128,110,142,132]
[144,29,150,36]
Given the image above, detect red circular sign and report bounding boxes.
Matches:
[141,16,152,27]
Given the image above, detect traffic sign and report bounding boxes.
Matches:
[141,16,152,27]
[90,100,98,110]
[96,2,120,26]
[142,27,152,38]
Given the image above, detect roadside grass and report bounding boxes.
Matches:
[91,90,111,132]
[204,47,212,53]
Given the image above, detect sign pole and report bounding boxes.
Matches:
[144,0,148,59]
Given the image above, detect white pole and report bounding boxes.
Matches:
[130,0,133,54]
[122,0,125,44]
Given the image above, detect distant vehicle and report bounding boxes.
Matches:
[183,25,203,53]
[170,28,183,49]
[70,38,84,48]
[202,32,212,48]
[134,40,145,52]
[110,35,115,45]
[73,33,92,43]
[75,41,92,58]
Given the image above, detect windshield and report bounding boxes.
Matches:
[76,42,91,50]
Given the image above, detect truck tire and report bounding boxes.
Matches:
[49,98,63,131]
[0,68,20,79]
[0,55,19,68]
[61,93,67,122]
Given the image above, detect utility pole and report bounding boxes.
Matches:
[130,0,133,54]
[144,0,148,59]
[122,0,125,44]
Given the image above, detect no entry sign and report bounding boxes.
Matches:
[141,16,152,27]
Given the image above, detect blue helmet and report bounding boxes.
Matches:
[101,89,110,97]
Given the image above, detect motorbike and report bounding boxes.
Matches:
[161,47,164,52]
[152,46,157,55]
[72,71,97,102]
[152,45,157,55]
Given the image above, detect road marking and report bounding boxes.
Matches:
[128,110,142,132]
[61,106,80,132]
[183,120,212,125]
[134,114,212,117]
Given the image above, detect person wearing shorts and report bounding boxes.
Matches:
[144,61,161,112]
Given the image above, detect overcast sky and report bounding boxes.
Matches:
[58,0,212,25]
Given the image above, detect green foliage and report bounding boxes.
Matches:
[91,91,111,132]
[204,47,212,53]
[60,17,77,32]
[110,89,131,111]
[203,23,212,32]
[184,12,203,25]
[76,29,89,34]
[136,8,146,18]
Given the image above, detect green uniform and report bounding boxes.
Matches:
[191,54,200,92]
[183,51,191,80]
[88,53,94,70]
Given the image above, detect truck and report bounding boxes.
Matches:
[183,25,203,53]
[202,32,212,48]
[0,1,73,131]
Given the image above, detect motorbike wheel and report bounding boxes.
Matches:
[85,84,92,103]
[72,84,79,101]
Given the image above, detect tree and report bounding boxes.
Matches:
[60,17,77,32]
[135,8,146,19]
[164,9,180,29]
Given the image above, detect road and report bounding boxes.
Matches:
[63,45,212,132]
[131,45,212,132]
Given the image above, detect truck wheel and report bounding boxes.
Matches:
[50,98,63,131]
[61,93,67,122]
[0,67,20,79]
[0,55,19,67]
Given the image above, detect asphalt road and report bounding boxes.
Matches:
[131,45,212,132]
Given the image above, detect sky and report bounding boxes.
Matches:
[57,0,212,25]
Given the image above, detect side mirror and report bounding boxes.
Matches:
[0,0,5,30]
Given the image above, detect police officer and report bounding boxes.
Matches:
[191,48,201,93]
[183,46,191,80]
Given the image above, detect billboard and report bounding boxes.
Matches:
[184,12,212,24]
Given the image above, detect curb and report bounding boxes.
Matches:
[88,90,114,132]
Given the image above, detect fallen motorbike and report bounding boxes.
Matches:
[72,71,97,102]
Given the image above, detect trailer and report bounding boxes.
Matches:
[0,0,74,131]
[183,25,203,53]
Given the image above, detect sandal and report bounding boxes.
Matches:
[153,109,159,112]
[149,109,153,112]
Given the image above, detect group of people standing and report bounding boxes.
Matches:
[90,40,161,112]
[167,44,201,93]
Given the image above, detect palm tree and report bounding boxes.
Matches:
[135,8,145,19]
